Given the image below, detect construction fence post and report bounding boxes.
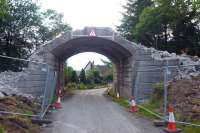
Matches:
[164,59,169,119]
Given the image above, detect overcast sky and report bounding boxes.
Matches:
[39,0,126,70]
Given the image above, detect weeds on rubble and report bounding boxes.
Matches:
[0,115,40,133]
[0,96,41,133]
[137,83,164,119]
[0,126,5,133]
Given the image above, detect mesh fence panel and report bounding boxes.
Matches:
[0,55,57,119]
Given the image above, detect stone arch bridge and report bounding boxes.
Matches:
[28,27,179,101]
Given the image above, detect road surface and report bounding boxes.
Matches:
[42,88,163,133]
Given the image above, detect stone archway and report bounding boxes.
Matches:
[42,27,137,97]
[32,27,179,99]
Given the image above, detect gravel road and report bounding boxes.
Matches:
[42,88,164,133]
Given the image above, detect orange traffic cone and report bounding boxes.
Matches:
[164,105,181,133]
[53,89,62,109]
[130,96,138,112]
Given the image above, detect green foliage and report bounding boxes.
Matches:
[114,97,130,108]
[24,111,33,116]
[39,9,72,42]
[79,69,86,83]
[0,126,5,133]
[110,82,200,133]
[71,71,78,83]
[101,59,114,82]
[175,113,200,133]
[0,0,71,72]
[104,74,113,81]
[66,82,78,90]
[86,67,102,84]
[151,83,164,103]
[77,83,87,90]
[0,0,8,17]
[137,102,164,120]
[117,0,153,40]
[64,65,74,84]
[101,59,113,69]
[65,82,105,91]
[107,87,130,108]
[119,0,200,56]
[180,124,200,133]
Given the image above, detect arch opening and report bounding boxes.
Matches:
[64,52,115,90]
[49,36,134,97]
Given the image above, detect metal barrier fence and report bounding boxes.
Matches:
[134,60,200,127]
[0,55,57,119]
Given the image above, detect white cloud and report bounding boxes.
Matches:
[39,0,125,29]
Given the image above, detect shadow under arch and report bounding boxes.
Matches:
[51,37,133,64]
[47,36,135,97]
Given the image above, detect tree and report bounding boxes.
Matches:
[86,67,101,84]
[0,0,8,17]
[39,9,72,43]
[101,59,113,82]
[117,0,153,40]
[0,0,71,71]
[119,0,200,56]
[64,65,74,84]
[79,69,86,83]
[0,0,42,71]
[133,0,180,47]
[170,0,200,55]
[101,59,113,69]
[71,71,78,83]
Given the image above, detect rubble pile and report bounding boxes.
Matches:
[141,45,200,79]
[0,96,40,133]
[0,116,39,133]
[0,71,29,97]
[0,96,40,114]
[168,76,200,121]
[0,49,45,97]
[29,47,45,63]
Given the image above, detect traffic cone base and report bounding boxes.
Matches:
[53,102,62,109]
[164,128,182,133]
[130,105,138,112]
[53,97,62,109]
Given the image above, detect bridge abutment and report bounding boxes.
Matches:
[26,27,180,101]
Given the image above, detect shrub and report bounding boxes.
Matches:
[151,83,164,103]
[85,84,96,89]
[77,83,87,90]
[65,83,78,90]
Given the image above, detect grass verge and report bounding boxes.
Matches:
[107,90,200,133]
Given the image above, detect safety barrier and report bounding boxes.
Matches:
[0,55,57,119]
[134,60,200,128]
